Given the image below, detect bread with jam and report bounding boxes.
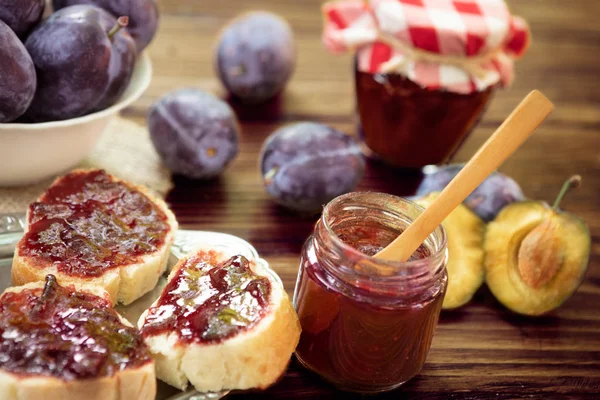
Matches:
[138,247,301,392]
[0,275,156,400]
[12,169,178,305]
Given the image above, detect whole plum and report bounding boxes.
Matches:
[0,0,45,38]
[260,122,365,212]
[148,89,239,179]
[93,16,137,111]
[216,12,295,104]
[52,0,159,52]
[415,164,526,221]
[24,5,133,122]
[0,20,36,123]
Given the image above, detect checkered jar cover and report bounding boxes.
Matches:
[323,0,530,93]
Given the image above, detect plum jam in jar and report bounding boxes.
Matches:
[322,0,531,168]
[293,192,447,393]
[356,69,494,167]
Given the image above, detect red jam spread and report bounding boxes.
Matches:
[141,252,271,344]
[295,225,445,391]
[356,68,493,168]
[19,170,170,277]
[0,275,151,380]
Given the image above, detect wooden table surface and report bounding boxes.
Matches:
[128,1,600,398]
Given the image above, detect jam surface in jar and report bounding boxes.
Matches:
[0,275,151,380]
[294,222,446,393]
[337,224,431,259]
[19,169,170,277]
[356,68,493,168]
[141,252,272,344]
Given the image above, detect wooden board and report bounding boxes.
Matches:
[127,0,600,398]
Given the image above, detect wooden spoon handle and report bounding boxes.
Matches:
[375,90,554,262]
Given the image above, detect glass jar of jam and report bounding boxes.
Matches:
[321,1,530,169]
[356,68,494,168]
[293,192,448,393]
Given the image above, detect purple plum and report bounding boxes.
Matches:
[0,0,45,39]
[148,89,239,179]
[93,16,137,111]
[24,5,135,122]
[52,0,159,52]
[260,122,365,212]
[415,164,526,221]
[0,20,36,122]
[216,12,295,104]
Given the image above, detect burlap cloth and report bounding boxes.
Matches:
[0,118,173,213]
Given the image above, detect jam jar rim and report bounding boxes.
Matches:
[319,191,447,284]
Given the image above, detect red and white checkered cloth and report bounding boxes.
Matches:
[323,0,530,93]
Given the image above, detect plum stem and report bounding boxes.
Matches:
[263,167,278,186]
[32,274,58,317]
[107,16,129,40]
[552,175,581,210]
[230,64,247,77]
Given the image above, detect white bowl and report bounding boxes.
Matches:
[0,53,152,187]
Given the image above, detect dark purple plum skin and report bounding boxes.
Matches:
[0,0,45,39]
[148,89,239,179]
[415,164,526,221]
[52,0,159,52]
[0,20,36,123]
[24,5,126,122]
[260,122,366,212]
[216,12,295,104]
[93,15,137,111]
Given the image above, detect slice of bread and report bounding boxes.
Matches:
[12,169,178,305]
[138,247,301,392]
[0,278,156,400]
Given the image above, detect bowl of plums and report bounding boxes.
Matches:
[0,0,157,186]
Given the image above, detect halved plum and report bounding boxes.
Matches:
[484,176,590,316]
[415,192,485,309]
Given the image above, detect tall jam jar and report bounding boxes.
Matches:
[293,192,448,393]
[323,0,530,168]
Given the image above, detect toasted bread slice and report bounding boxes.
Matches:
[0,277,156,400]
[138,247,301,392]
[12,169,178,305]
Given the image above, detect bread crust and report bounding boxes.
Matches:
[181,292,300,391]
[139,249,301,392]
[0,363,156,400]
[11,169,178,305]
[0,282,157,400]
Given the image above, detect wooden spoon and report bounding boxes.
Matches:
[374,90,554,262]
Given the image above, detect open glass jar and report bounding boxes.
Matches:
[293,192,448,393]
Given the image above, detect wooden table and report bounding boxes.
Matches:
[128,1,600,398]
